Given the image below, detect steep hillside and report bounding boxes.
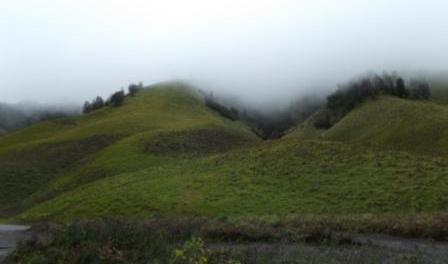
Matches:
[323,96,448,156]
[0,82,258,216]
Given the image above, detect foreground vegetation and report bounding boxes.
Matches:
[7,216,448,263]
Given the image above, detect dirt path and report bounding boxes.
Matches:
[209,234,448,263]
[0,225,30,263]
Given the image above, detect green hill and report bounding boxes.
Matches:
[2,84,448,223]
[289,96,448,156]
[324,96,448,155]
[284,109,326,140]
[0,82,258,217]
[19,138,448,222]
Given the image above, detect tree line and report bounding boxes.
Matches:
[83,83,143,114]
[314,73,431,129]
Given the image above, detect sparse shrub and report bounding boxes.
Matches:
[172,237,209,264]
[128,82,143,96]
[172,237,242,264]
[108,90,126,107]
[83,96,105,114]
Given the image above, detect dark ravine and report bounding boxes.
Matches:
[0,225,29,263]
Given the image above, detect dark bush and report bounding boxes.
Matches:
[313,110,332,130]
[395,77,409,98]
[128,82,143,96]
[82,96,105,114]
[108,90,126,107]
[204,94,239,121]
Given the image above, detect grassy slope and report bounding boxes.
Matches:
[323,96,448,156]
[4,86,448,223]
[288,96,448,155]
[19,138,448,222]
[284,110,325,140]
[0,82,257,216]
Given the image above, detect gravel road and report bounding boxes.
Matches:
[0,225,29,263]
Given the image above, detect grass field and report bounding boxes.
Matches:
[16,137,448,222]
[1,82,448,226]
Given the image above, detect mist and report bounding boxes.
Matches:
[1,0,448,107]
[0,102,79,133]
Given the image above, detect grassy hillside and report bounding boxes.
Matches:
[0,82,258,216]
[284,110,325,140]
[18,137,448,222]
[322,96,448,156]
[3,84,448,224]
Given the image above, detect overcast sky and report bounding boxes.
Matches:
[1,0,448,105]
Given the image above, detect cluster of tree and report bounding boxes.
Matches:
[128,82,143,96]
[0,102,78,133]
[314,73,431,129]
[203,93,239,121]
[83,83,143,114]
[82,96,105,114]
[202,91,323,139]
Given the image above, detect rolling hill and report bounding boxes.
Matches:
[325,96,448,155]
[290,96,448,156]
[0,82,258,218]
[2,83,448,224]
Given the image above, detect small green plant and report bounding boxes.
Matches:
[172,237,209,264]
